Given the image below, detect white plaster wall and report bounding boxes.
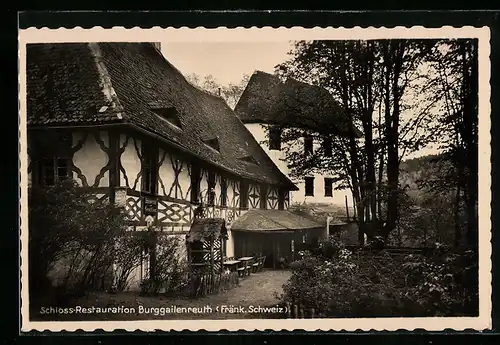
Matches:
[200,168,209,202]
[214,174,222,206]
[225,229,235,258]
[244,123,353,208]
[248,182,261,209]
[158,150,176,197]
[245,123,290,176]
[178,160,191,201]
[158,150,191,201]
[227,179,240,209]
[293,175,353,209]
[267,187,279,209]
[119,135,142,190]
[225,209,248,259]
[73,131,109,187]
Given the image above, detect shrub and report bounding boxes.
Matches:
[281,236,478,317]
[139,233,189,295]
[29,181,132,304]
[111,232,146,292]
[401,247,478,316]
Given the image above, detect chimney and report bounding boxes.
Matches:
[218,88,221,97]
[152,42,161,51]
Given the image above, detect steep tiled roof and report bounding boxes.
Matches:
[186,218,227,243]
[26,44,123,125]
[26,43,297,189]
[234,70,362,137]
[231,209,324,232]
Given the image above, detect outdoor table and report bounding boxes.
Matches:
[223,260,240,272]
[237,257,254,276]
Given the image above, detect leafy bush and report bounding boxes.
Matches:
[401,247,478,316]
[281,237,478,317]
[29,181,132,304]
[139,233,189,295]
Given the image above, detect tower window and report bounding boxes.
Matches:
[323,137,333,157]
[269,126,282,150]
[324,177,333,197]
[304,135,313,155]
[305,176,314,196]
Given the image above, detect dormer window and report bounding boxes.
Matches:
[239,155,259,165]
[203,137,220,152]
[151,107,182,129]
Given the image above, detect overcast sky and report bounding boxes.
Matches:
[160,41,440,159]
[161,41,294,85]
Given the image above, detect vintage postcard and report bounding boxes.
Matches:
[19,26,491,332]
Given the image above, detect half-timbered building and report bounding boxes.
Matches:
[27,42,325,289]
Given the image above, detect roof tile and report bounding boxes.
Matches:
[234,70,362,137]
[26,43,296,189]
[231,209,324,232]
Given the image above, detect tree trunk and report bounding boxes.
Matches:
[382,40,404,240]
[349,136,365,246]
[453,182,462,248]
[377,96,385,221]
[377,151,385,220]
[463,40,479,248]
[363,41,378,222]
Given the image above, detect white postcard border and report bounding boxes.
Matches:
[18,26,492,332]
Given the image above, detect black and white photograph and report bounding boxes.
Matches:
[19,27,491,331]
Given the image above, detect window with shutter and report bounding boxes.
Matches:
[260,184,268,209]
[141,143,158,194]
[190,165,201,204]
[220,177,228,207]
[207,171,216,205]
[37,157,71,186]
[34,131,72,186]
[240,180,249,209]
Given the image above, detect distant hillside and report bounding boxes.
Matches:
[399,153,452,199]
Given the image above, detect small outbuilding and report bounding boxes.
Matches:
[230,209,325,268]
[186,218,228,274]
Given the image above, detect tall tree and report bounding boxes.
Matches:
[185,73,249,109]
[275,39,441,245]
[423,39,478,248]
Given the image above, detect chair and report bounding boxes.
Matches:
[252,258,260,273]
[236,260,247,277]
[258,256,266,272]
[245,258,254,276]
